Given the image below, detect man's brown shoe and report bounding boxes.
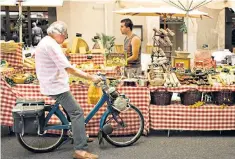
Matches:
[73,151,98,159]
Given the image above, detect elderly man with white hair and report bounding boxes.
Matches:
[35,21,101,159]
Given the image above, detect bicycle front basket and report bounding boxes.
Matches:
[112,96,128,112]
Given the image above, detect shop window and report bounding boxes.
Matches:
[1,6,55,47]
[232,29,235,45]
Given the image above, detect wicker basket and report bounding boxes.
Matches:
[212,90,235,106]
[180,89,202,105]
[150,88,173,105]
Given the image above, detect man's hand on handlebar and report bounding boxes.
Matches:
[91,75,103,84]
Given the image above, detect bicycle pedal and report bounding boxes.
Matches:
[98,131,104,145]
[58,137,70,149]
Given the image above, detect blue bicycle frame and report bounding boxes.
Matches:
[43,88,112,132]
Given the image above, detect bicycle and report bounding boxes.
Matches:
[15,74,144,153]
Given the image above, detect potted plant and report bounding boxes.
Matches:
[92,33,115,54]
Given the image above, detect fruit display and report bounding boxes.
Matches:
[76,62,114,71]
[105,53,127,67]
[0,59,14,73]
[216,65,235,72]
[23,58,35,68]
[4,73,36,85]
[69,75,92,85]
[0,41,20,54]
[12,73,36,84]
[76,62,96,70]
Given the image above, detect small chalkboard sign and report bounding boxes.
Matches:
[25,53,32,58]
[87,55,93,59]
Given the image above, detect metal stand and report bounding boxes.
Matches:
[168,130,171,137]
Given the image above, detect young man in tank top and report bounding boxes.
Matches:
[120,18,142,78]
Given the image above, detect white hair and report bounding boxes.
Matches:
[47,21,67,35]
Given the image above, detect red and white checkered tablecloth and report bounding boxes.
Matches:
[83,69,117,76]
[22,67,117,77]
[69,54,104,65]
[150,104,235,131]
[0,78,17,126]
[0,43,23,68]
[0,81,150,135]
[149,85,235,93]
[23,67,36,74]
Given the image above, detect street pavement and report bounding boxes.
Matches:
[1,130,235,159]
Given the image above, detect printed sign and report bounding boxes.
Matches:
[195,61,204,68]
[105,53,127,67]
[175,62,184,69]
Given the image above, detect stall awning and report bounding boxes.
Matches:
[0,0,17,6]
[205,0,235,9]
[21,0,64,7]
[0,0,64,7]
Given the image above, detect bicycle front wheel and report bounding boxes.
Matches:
[16,109,67,153]
[102,104,144,147]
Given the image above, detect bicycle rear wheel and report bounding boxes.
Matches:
[102,104,144,147]
[16,109,67,153]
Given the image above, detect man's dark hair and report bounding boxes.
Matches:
[121,18,133,31]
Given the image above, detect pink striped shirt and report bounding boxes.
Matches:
[35,36,72,95]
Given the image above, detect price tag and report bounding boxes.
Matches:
[195,61,204,68]
[175,62,184,69]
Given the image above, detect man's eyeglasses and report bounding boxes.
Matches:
[62,33,68,39]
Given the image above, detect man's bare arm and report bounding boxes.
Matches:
[65,67,93,80]
[127,36,141,62]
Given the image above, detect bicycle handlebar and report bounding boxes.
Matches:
[96,72,107,81]
[93,73,107,88]
[94,73,124,89]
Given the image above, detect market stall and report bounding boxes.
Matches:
[150,104,235,131]
[0,77,150,135]
[69,54,104,65]
[1,20,235,137]
[149,85,235,131]
[0,38,150,136]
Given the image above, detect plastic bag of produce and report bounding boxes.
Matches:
[87,83,102,104]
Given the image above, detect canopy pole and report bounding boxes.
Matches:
[186,0,189,51]
[164,14,167,29]
[19,1,22,43]
[186,14,189,51]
